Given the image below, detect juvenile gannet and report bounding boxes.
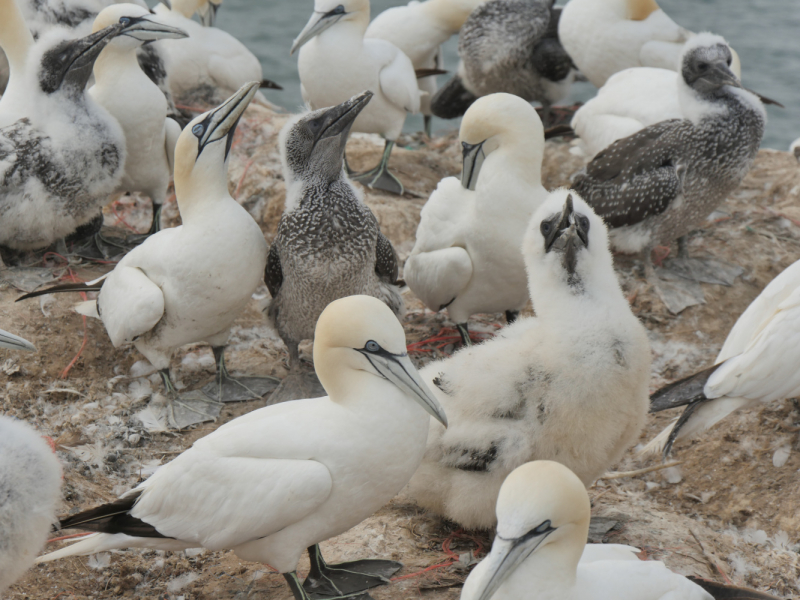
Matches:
[89,4,186,235]
[573,34,767,314]
[18,83,275,415]
[405,93,548,346]
[405,190,651,529]
[365,0,485,136]
[461,461,714,600]
[644,258,800,457]
[0,328,36,351]
[293,0,421,195]
[0,416,62,597]
[266,92,404,403]
[37,295,448,600]
[432,0,574,125]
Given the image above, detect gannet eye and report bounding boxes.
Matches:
[365,340,381,352]
[192,124,204,138]
[331,4,345,14]
[531,520,551,535]
[577,215,590,231]
[697,62,709,72]
[540,221,552,236]
[119,17,131,26]
[308,118,323,134]
[726,56,732,66]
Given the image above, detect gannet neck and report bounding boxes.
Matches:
[320,16,368,46]
[482,135,542,190]
[626,0,660,21]
[94,43,142,78]
[170,0,205,19]
[0,0,35,80]
[174,166,230,221]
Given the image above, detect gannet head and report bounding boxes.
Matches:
[174,81,259,200]
[427,0,487,33]
[0,328,36,352]
[280,91,372,187]
[459,93,544,191]
[93,4,188,52]
[313,295,448,427]
[291,0,370,54]
[461,461,589,600]
[625,0,660,21]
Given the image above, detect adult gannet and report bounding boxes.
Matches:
[405,190,650,529]
[431,0,575,125]
[405,93,547,346]
[18,83,275,416]
[89,4,186,235]
[365,0,485,136]
[0,416,62,598]
[37,295,448,600]
[461,461,714,600]
[266,92,404,403]
[0,328,36,351]
[293,0,421,195]
[573,34,767,314]
[790,137,800,161]
[643,258,800,457]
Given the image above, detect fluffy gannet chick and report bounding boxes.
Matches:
[37,295,448,600]
[293,0,421,195]
[266,92,404,403]
[572,34,767,315]
[405,93,547,346]
[89,4,186,235]
[365,0,485,136]
[432,0,575,126]
[461,461,713,600]
[644,258,800,458]
[0,328,36,351]
[405,191,650,529]
[18,83,274,416]
[0,416,62,598]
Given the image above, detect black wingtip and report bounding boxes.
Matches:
[687,576,782,599]
[16,280,104,302]
[260,79,283,90]
[544,124,574,139]
[430,75,478,120]
[415,68,447,79]
[650,362,719,413]
[59,490,170,539]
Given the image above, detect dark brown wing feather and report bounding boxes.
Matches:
[650,362,720,413]
[375,232,400,284]
[688,577,782,599]
[59,490,170,538]
[264,242,283,299]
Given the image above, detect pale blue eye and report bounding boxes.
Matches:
[365,340,380,352]
[192,124,204,137]
[119,17,131,25]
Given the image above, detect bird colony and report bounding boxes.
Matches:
[1,0,799,598]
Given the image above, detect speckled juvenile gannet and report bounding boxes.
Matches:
[461,461,714,600]
[573,34,767,314]
[0,328,36,351]
[405,191,650,529]
[293,0,421,195]
[365,0,484,136]
[266,92,404,403]
[644,258,800,458]
[19,83,275,415]
[89,4,186,235]
[432,0,574,126]
[37,295,447,600]
[0,416,62,598]
[405,93,547,346]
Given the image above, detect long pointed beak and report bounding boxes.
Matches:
[313,90,373,146]
[119,15,188,42]
[46,25,121,93]
[702,62,782,106]
[196,81,259,159]
[466,533,551,600]
[0,329,36,352]
[199,2,219,27]
[461,140,485,190]
[291,9,343,55]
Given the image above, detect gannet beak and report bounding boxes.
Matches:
[461,141,486,191]
[703,62,744,92]
[0,329,36,352]
[194,81,259,160]
[357,348,448,427]
[199,2,219,27]
[44,25,122,93]
[291,5,346,55]
[312,90,373,147]
[118,15,188,42]
[543,194,589,275]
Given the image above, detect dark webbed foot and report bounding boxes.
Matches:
[268,367,326,405]
[302,545,401,599]
[159,368,222,429]
[455,323,472,347]
[350,140,404,196]
[201,346,279,403]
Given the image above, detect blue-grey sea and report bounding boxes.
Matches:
[215,0,800,150]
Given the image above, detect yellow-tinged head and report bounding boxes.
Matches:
[291,0,370,54]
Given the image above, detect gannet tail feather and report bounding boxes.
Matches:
[687,576,782,599]
[57,489,167,538]
[544,124,574,139]
[638,418,678,457]
[649,363,719,412]
[16,276,108,302]
[430,75,478,120]
[415,68,447,79]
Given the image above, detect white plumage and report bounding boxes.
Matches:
[405,190,651,529]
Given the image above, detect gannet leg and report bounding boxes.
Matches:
[351,140,404,196]
[284,572,314,600]
[301,544,401,598]
[201,345,279,403]
[159,367,223,429]
[423,115,432,139]
[267,341,327,405]
[505,310,519,324]
[455,323,472,346]
[656,235,744,288]
[643,247,704,314]
[148,202,163,235]
[343,151,357,177]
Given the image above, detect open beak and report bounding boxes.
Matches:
[291,6,346,55]
[119,15,188,42]
[312,90,373,148]
[461,140,485,191]
[196,81,259,160]
[467,532,553,600]
[704,62,784,108]
[46,25,121,93]
[357,348,448,427]
[0,329,36,352]
[543,195,589,276]
[199,1,219,27]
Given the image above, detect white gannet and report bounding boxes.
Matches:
[461,461,713,600]
[266,92,404,403]
[572,34,767,314]
[18,83,276,416]
[644,258,800,457]
[0,416,62,598]
[37,295,448,600]
[405,93,547,346]
[88,4,186,235]
[365,0,485,136]
[790,136,800,161]
[0,328,36,351]
[405,190,651,529]
[293,0,421,195]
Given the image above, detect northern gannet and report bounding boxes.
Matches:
[461,461,713,600]
[0,328,36,351]
[405,191,650,529]
[405,93,547,346]
[89,4,186,235]
[293,0,421,195]
[572,34,767,314]
[365,0,485,136]
[266,92,404,403]
[790,136,800,161]
[18,83,275,416]
[431,0,574,126]
[0,416,62,597]
[37,295,448,600]
[643,258,800,457]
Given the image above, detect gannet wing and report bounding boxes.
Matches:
[639,40,686,70]
[405,248,473,312]
[165,117,182,173]
[378,46,420,114]
[375,231,400,284]
[99,267,165,347]
[580,544,640,563]
[265,242,283,298]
